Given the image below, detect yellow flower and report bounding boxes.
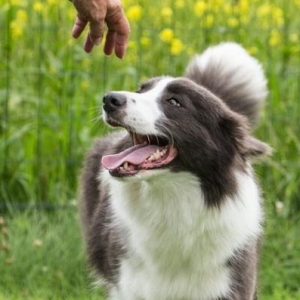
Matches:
[11,0,26,6]
[204,14,214,28]
[175,0,184,8]
[141,37,150,48]
[80,80,89,91]
[187,46,195,56]
[2,4,9,11]
[257,4,283,27]
[257,4,271,18]
[269,30,281,47]
[271,7,284,26]
[161,7,173,19]
[159,28,174,43]
[289,33,299,43]
[128,40,137,50]
[247,46,258,56]
[33,1,44,13]
[228,18,239,28]
[240,15,249,25]
[170,38,184,55]
[67,38,75,47]
[33,2,43,12]
[238,0,249,14]
[194,1,207,16]
[223,4,232,14]
[47,0,58,5]
[126,5,142,22]
[290,45,300,54]
[67,7,75,21]
[10,21,22,38]
[10,9,28,38]
[16,9,28,22]
[209,0,225,12]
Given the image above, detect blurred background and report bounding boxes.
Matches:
[0,0,299,299]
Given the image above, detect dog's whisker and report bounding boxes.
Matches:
[155,135,160,145]
[147,135,151,144]
[156,123,175,147]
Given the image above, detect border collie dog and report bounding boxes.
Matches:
[80,43,270,300]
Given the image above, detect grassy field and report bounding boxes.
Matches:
[0,210,300,299]
[1,0,300,298]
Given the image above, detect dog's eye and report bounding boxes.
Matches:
[168,98,181,107]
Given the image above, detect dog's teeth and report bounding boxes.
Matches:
[149,154,155,161]
[123,162,129,169]
[160,149,167,156]
[154,150,161,159]
[147,148,168,162]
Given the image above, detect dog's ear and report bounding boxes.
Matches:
[243,136,272,158]
[219,110,271,158]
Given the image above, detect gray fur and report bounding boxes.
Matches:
[80,43,269,299]
[184,42,268,128]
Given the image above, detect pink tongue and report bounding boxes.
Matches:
[101,144,163,170]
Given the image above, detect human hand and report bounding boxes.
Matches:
[71,0,130,58]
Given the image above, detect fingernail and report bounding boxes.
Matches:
[94,38,102,45]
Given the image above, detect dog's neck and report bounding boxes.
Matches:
[100,168,262,299]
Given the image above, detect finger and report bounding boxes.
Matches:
[83,33,95,53]
[105,8,130,58]
[114,29,130,59]
[104,30,116,56]
[89,19,105,46]
[72,16,88,38]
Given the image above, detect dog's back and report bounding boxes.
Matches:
[80,43,269,299]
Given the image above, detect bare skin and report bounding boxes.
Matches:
[71,0,130,58]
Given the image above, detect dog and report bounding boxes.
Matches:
[80,42,270,300]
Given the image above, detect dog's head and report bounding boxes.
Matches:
[101,77,270,202]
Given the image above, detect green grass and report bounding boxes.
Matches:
[0,0,300,298]
[0,209,300,299]
[0,209,105,300]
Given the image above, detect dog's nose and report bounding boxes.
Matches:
[103,92,127,113]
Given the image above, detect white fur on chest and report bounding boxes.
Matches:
[101,169,262,300]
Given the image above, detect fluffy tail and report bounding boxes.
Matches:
[184,42,268,128]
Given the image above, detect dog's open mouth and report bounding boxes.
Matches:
[101,132,178,177]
